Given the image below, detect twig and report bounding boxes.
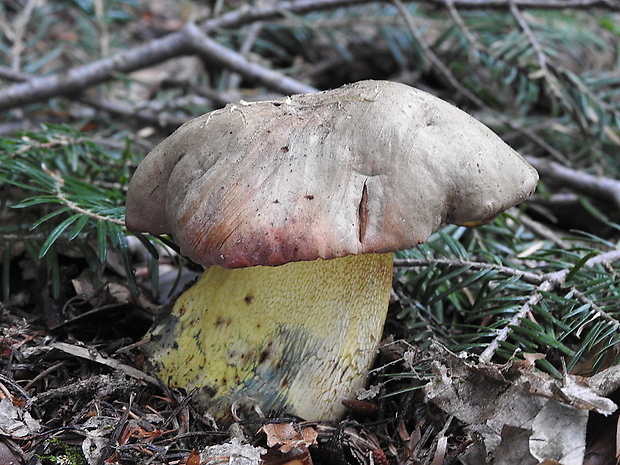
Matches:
[479,249,620,363]
[184,24,317,96]
[396,250,620,363]
[526,156,620,210]
[392,0,481,105]
[0,64,194,128]
[94,0,110,59]
[161,388,197,429]
[444,0,485,58]
[0,22,316,113]
[23,361,65,391]
[42,166,125,226]
[0,373,31,400]
[509,0,548,76]
[225,0,273,91]
[393,257,544,284]
[517,214,571,249]
[95,391,135,465]
[508,0,573,110]
[5,0,39,72]
[200,0,619,32]
[0,30,191,112]
[51,342,159,386]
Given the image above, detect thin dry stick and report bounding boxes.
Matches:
[392,0,485,108]
[444,0,486,57]
[393,257,544,284]
[509,0,569,107]
[7,0,39,72]
[94,0,110,58]
[509,1,618,128]
[526,156,620,209]
[227,20,265,90]
[509,0,547,75]
[0,23,316,112]
[518,214,571,249]
[479,249,620,363]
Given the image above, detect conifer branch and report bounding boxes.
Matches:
[479,249,620,363]
[42,165,125,226]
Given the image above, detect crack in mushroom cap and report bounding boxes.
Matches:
[125,80,538,268]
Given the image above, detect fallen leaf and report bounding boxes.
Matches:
[423,343,618,465]
[0,397,39,438]
[258,423,317,454]
[200,438,266,465]
[185,449,200,465]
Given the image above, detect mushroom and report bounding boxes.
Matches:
[125,80,538,422]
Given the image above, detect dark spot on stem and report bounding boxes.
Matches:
[214,317,232,328]
[258,349,270,364]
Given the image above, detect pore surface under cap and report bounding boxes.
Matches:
[125,80,538,268]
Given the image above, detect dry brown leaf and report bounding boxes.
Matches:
[258,423,318,454]
[423,344,618,465]
[184,449,201,465]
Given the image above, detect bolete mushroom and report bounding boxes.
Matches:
[125,80,538,422]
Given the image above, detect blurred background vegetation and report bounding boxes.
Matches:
[1,0,620,431]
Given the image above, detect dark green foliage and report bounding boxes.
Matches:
[393,219,620,380]
[0,125,142,299]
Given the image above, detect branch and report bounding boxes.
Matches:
[526,156,620,210]
[0,23,316,113]
[395,249,620,364]
[509,0,549,76]
[184,24,317,96]
[202,0,619,30]
[0,30,191,112]
[0,65,189,128]
[393,257,544,284]
[479,249,620,363]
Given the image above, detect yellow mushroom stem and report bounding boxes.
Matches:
[143,252,393,421]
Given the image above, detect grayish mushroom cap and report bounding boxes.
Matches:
[126,80,538,268]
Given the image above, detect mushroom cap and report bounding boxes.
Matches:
[125,80,538,268]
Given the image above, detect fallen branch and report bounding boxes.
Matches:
[526,156,620,210]
[51,342,160,386]
[395,249,620,364]
[479,249,620,363]
[184,24,317,96]
[0,23,316,113]
[202,0,619,31]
